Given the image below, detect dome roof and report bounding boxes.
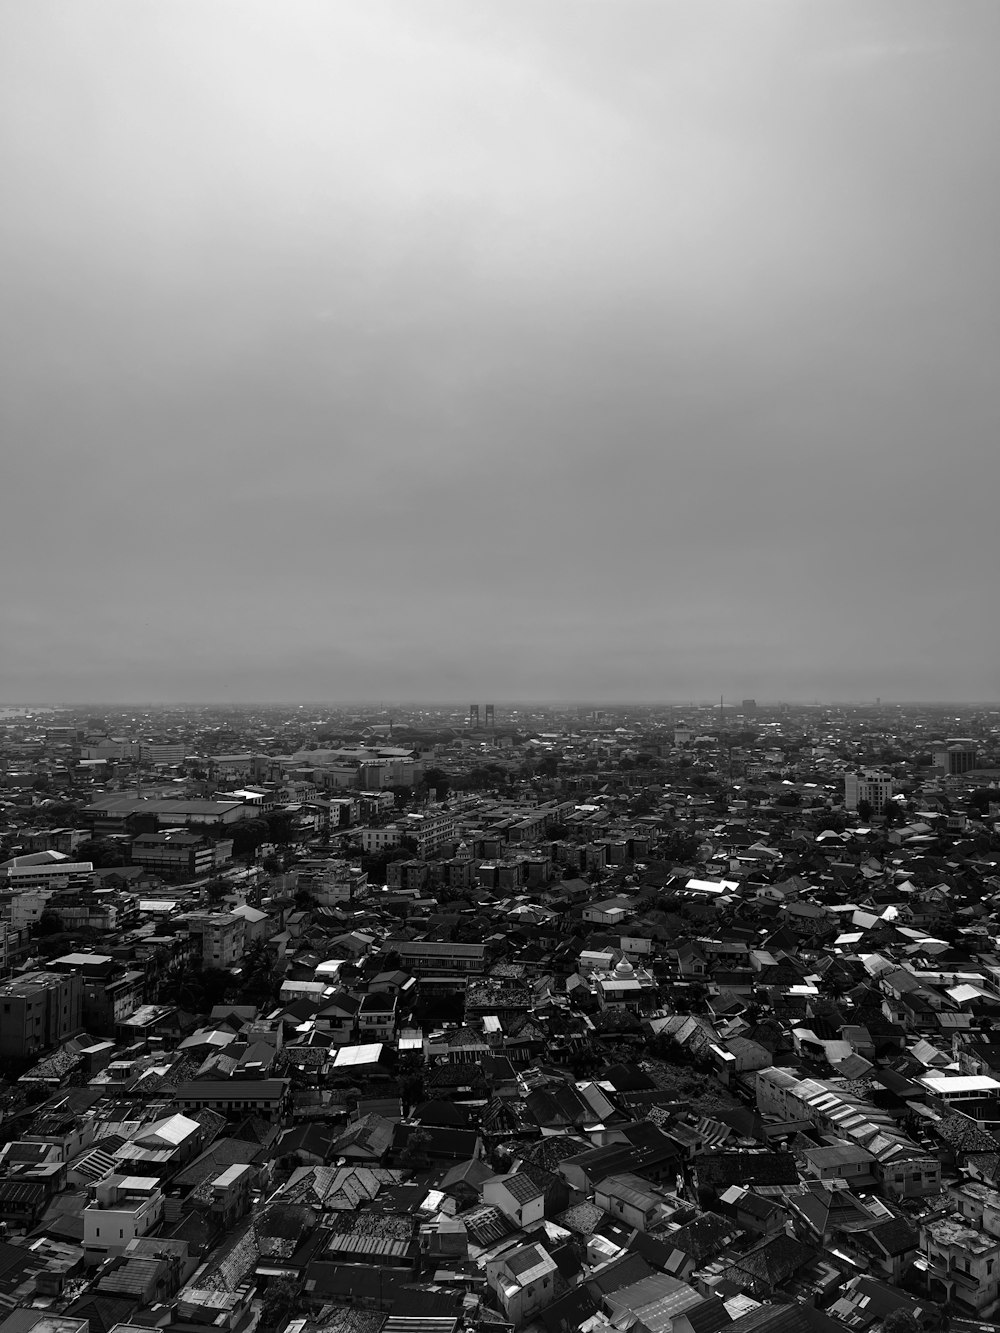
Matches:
[614,958,634,977]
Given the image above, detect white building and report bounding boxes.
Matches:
[82,1175,164,1262]
[844,770,894,814]
[360,826,402,854]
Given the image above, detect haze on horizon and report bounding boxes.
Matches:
[2,1,999,707]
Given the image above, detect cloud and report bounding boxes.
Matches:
[1,1,999,701]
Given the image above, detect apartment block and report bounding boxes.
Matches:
[844,770,894,814]
[0,970,84,1060]
[130,832,231,879]
[185,912,246,970]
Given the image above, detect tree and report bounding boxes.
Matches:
[259,1277,301,1330]
[882,1311,921,1333]
[237,939,281,1005]
[884,799,906,828]
[76,838,127,869]
[920,1303,953,1333]
[856,798,873,822]
[423,767,450,800]
[265,812,296,845]
[231,819,269,863]
[205,877,229,905]
[36,909,64,936]
[819,971,849,1001]
[398,1128,432,1170]
[162,957,202,1011]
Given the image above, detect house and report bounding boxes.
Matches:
[582,898,633,927]
[315,992,360,1045]
[594,1173,675,1232]
[82,1175,165,1264]
[358,991,398,1041]
[486,1241,560,1329]
[482,1173,546,1228]
[922,1212,1000,1317]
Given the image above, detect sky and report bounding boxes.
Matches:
[2,0,999,704]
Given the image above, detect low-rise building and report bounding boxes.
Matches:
[486,1241,559,1329]
[82,1175,165,1263]
[185,912,246,970]
[0,969,83,1060]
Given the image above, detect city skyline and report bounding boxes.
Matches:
[3,1,1000,703]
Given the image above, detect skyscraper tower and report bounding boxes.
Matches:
[469,704,480,729]
[485,704,495,729]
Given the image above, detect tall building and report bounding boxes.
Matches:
[934,739,978,776]
[0,969,83,1060]
[399,805,459,855]
[844,770,894,815]
[185,912,246,970]
[485,704,495,729]
[469,704,480,729]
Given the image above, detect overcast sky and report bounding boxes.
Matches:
[2,1,998,704]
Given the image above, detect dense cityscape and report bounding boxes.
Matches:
[0,700,997,1333]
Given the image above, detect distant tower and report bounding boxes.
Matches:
[469,704,480,730]
[485,704,495,730]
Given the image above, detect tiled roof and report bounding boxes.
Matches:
[724,1234,814,1296]
[697,1152,799,1188]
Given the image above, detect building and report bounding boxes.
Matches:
[844,770,894,815]
[174,1079,291,1119]
[82,1175,165,1263]
[922,1212,1000,1317]
[130,832,231,879]
[594,1174,670,1232]
[83,797,252,837]
[383,939,486,975]
[485,1241,559,1329]
[934,739,979,776]
[755,1068,940,1198]
[3,856,94,892]
[185,913,246,970]
[47,955,145,1037]
[360,826,402,854]
[0,970,83,1060]
[7,889,58,933]
[294,858,369,905]
[357,992,398,1042]
[139,741,186,766]
[482,1174,545,1229]
[399,806,459,856]
[595,959,657,1011]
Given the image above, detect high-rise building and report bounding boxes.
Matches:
[485,704,495,729]
[933,739,978,776]
[844,770,894,815]
[469,704,480,729]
